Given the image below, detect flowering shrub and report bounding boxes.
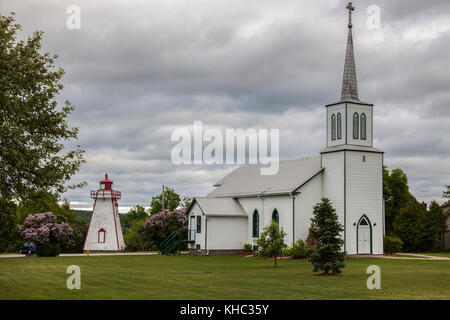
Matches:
[141,208,187,249]
[18,212,74,256]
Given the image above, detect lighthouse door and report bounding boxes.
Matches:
[357,217,371,254]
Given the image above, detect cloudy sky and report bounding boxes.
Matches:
[2,0,449,211]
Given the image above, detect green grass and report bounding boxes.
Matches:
[418,252,450,258]
[0,255,449,299]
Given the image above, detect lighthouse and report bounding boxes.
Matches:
[84,174,125,252]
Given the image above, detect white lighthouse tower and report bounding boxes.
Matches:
[84,174,125,252]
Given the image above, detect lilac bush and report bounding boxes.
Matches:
[18,212,74,255]
[141,208,187,248]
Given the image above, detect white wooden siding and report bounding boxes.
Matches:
[238,196,293,246]
[294,172,323,243]
[345,151,383,254]
[207,217,247,250]
[188,202,205,249]
[346,103,372,147]
[327,103,346,147]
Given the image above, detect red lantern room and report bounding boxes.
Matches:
[99,173,113,190]
[90,173,121,200]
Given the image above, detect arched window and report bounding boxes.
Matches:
[272,209,279,225]
[353,112,359,139]
[98,228,106,243]
[252,210,259,238]
[359,217,369,226]
[360,113,366,140]
[331,114,336,140]
[337,113,342,140]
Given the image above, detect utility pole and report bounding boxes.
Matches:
[162,184,165,210]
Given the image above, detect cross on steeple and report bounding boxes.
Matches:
[346,2,355,28]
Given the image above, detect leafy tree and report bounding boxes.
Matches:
[122,205,148,231]
[16,190,76,225]
[255,220,287,268]
[443,185,450,199]
[309,198,346,275]
[0,13,85,201]
[149,187,181,215]
[383,167,410,234]
[123,217,148,251]
[428,200,447,246]
[0,199,18,252]
[181,196,193,209]
[392,196,441,252]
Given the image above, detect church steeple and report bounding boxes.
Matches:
[340,2,359,102]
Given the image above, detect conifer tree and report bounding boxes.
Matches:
[309,198,346,275]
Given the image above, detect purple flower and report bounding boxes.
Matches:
[18,212,73,245]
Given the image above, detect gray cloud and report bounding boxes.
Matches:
[1,0,449,209]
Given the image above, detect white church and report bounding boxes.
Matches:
[186,2,384,255]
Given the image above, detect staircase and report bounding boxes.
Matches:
[160,229,194,255]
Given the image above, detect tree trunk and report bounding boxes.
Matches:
[274,255,277,268]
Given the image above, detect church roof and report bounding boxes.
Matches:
[207,156,322,198]
[340,2,359,102]
[193,197,247,217]
[320,144,384,154]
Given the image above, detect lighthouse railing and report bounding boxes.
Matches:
[90,190,122,199]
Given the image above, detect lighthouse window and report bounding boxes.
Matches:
[98,229,106,243]
[100,183,105,189]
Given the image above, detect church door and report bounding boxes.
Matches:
[357,216,372,254]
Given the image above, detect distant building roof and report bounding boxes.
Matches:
[207,156,323,198]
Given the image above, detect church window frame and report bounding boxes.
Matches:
[272,209,279,226]
[252,210,259,238]
[337,113,342,139]
[360,113,366,140]
[196,216,202,233]
[353,112,359,139]
[331,114,336,140]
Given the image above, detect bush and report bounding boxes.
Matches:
[384,235,403,254]
[286,239,309,258]
[36,243,61,257]
[243,244,253,253]
[141,208,187,249]
[18,212,73,257]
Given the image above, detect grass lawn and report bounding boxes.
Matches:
[0,255,449,300]
[419,252,450,258]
